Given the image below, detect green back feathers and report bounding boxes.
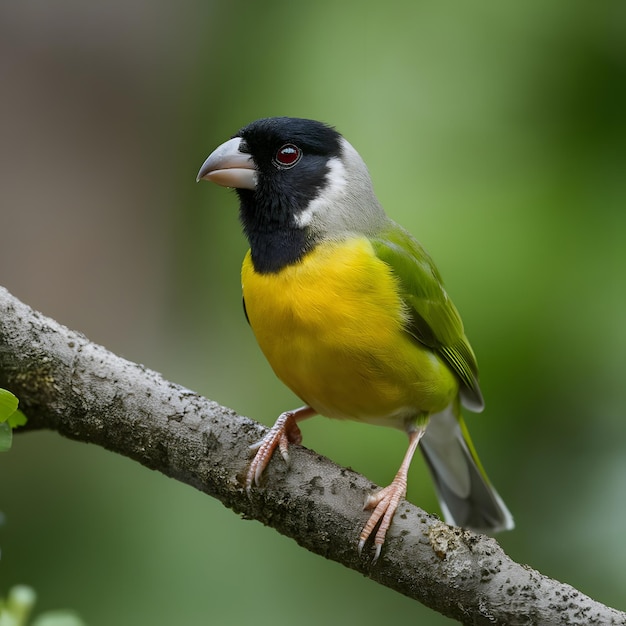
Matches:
[371,224,484,412]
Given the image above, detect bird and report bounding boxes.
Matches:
[197,117,514,560]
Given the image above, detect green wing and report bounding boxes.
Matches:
[371,223,484,412]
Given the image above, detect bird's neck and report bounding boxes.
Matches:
[237,190,314,274]
[246,228,314,273]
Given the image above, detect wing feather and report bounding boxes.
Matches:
[371,224,484,412]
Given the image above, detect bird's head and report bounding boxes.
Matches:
[197,117,386,272]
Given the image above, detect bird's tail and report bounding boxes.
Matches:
[419,404,514,533]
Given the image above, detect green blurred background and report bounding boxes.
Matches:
[1,1,625,624]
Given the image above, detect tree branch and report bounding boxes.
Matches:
[0,286,623,626]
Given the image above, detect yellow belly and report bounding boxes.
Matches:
[241,237,457,428]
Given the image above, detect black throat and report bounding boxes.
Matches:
[237,188,314,274]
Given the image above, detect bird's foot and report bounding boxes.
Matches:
[245,406,314,492]
[358,475,408,561]
[357,426,425,561]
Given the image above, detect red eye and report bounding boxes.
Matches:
[274,144,302,168]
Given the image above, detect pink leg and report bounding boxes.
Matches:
[246,406,316,492]
[358,425,427,561]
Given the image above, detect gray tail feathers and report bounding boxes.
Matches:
[420,406,514,533]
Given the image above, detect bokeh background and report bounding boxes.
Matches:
[1,1,625,624]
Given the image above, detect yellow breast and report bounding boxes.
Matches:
[241,237,457,428]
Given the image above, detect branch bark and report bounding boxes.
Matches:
[0,286,623,626]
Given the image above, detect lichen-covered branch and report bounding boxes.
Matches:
[0,286,623,626]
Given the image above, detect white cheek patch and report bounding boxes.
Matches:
[294,156,347,228]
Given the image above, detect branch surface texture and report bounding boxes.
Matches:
[0,286,623,626]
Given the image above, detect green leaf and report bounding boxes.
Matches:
[0,422,13,452]
[0,389,19,424]
[8,409,27,428]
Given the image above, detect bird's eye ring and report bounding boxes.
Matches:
[274,144,302,169]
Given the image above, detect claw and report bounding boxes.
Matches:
[245,406,315,493]
[358,427,425,561]
[357,537,366,555]
[358,483,405,561]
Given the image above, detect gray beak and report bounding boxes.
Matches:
[196,137,257,189]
